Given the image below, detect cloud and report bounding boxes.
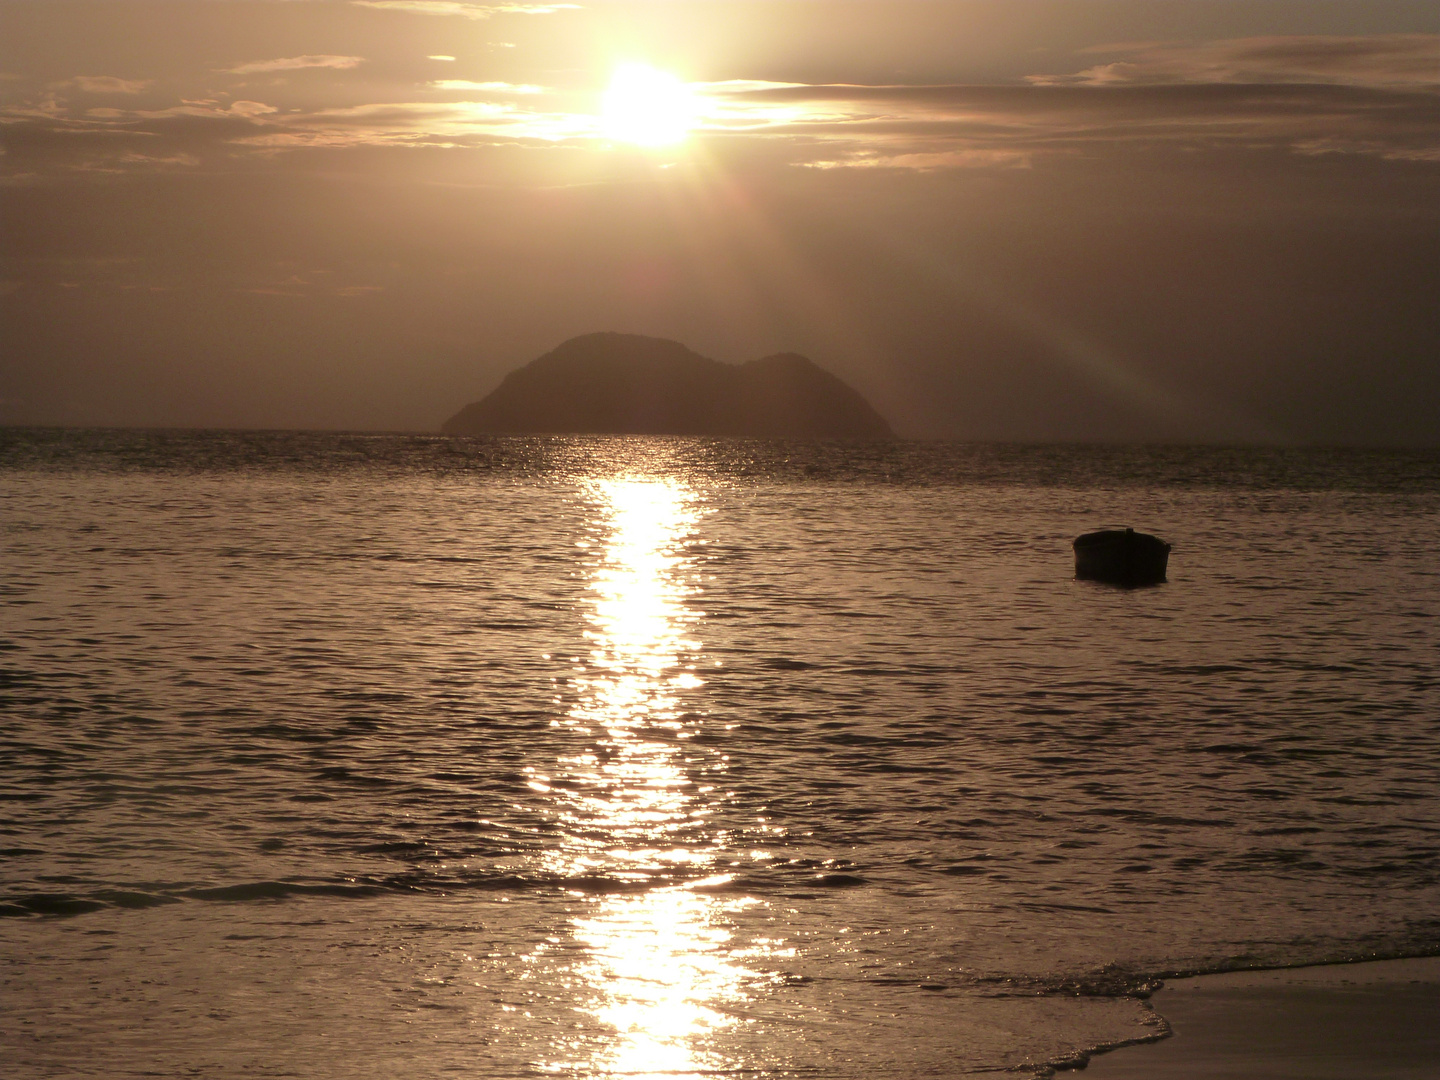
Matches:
[264,98,596,144]
[350,1,578,18]
[6,60,1436,177]
[100,99,280,120]
[1029,35,1440,88]
[226,55,367,75]
[692,79,1440,167]
[228,100,281,118]
[429,55,457,62]
[117,150,201,169]
[74,76,151,94]
[1291,137,1440,163]
[698,80,807,94]
[803,149,1030,171]
[430,80,543,93]
[0,95,285,179]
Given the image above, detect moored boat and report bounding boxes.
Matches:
[1073,527,1171,586]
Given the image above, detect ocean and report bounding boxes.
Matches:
[3,429,1438,1077]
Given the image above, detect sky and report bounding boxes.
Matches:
[1,0,1436,442]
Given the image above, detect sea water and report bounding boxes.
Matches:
[2,430,1438,1077]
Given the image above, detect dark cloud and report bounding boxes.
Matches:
[703,80,1440,166]
[1046,34,1439,87]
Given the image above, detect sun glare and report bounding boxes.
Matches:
[531,472,767,1076]
[602,63,700,147]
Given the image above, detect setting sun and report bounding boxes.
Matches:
[602,63,700,147]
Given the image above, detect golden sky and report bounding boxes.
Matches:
[2,1,1437,440]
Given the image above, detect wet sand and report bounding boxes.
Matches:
[1084,957,1440,1079]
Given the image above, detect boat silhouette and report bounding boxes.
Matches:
[1073,527,1171,586]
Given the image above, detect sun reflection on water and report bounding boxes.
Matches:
[540,473,759,1077]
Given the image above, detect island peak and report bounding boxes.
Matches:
[442,333,894,439]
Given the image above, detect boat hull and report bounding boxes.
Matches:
[1073,528,1171,586]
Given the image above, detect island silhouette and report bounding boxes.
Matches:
[441,332,894,438]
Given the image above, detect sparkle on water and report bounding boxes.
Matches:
[540,476,760,1077]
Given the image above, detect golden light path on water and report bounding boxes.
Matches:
[535,474,768,1078]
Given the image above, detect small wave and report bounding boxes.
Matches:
[0,890,177,917]
[0,865,774,918]
[182,881,390,903]
[1038,1024,1171,1078]
[975,965,1164,1001]
[814,872,867,887]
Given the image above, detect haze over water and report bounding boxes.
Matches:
[3,431,1439,1077]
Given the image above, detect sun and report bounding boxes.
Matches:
[602,63,700,148]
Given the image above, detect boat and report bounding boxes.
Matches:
[1073,527,1171,586]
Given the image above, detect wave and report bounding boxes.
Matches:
[0,864,836,919]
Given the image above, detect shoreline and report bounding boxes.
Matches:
[1079,956,1440,1078]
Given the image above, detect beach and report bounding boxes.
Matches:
[1086,957,1440,1079]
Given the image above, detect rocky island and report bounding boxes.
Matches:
[441,333,894,439]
